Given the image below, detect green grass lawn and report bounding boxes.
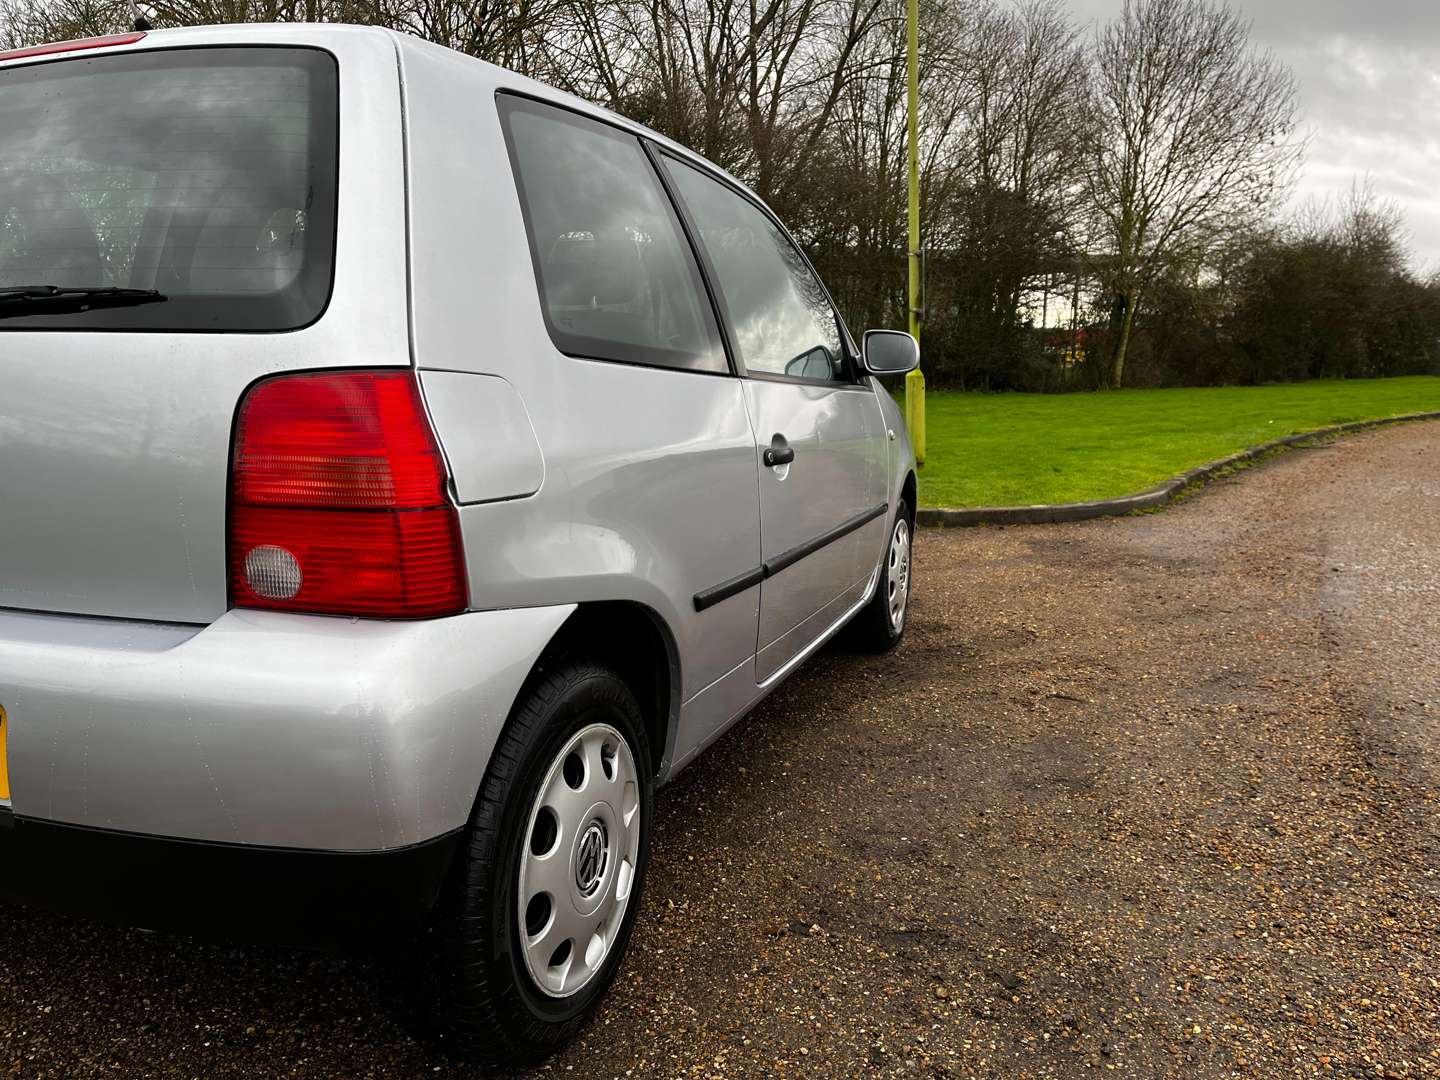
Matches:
[916,376,1440,508]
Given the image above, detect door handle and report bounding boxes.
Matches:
[763,435,795,468]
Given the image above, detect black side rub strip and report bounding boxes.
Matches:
[692,503,889,612]
[692,566,766,612]
[763,503,888,577]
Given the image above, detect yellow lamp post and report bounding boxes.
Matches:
[904,0,926,463]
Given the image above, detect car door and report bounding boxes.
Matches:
[660,154,889,682]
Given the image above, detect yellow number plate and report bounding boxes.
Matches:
[0,703,10,802]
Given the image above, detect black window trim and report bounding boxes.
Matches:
[651,145,871,392]
[495,90,732,378]
[639,138,742,378]
[0,43,340,335]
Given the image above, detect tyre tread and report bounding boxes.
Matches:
[849,501,912,653]
[428,658,650,1067]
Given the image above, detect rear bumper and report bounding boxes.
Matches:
[0,603,574,851]
[0,811,462,946]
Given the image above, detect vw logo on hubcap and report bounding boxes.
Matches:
[574,821,609,896]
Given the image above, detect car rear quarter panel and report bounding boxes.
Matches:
[395,39,764,716]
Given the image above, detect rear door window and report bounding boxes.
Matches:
[498,94,727,374]
[0,47,337,331]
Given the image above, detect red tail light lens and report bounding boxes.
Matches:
[229,371,467,618]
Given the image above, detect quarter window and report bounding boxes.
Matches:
[663,157,846,383]
[498,96,726,374]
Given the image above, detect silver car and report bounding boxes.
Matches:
[0,24,918,1065]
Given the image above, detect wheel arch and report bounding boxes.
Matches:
[526,600,681,782]
[901,470,917,521]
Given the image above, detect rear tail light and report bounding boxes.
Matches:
[228,370,467,618]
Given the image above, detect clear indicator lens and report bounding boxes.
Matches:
[244,544,303,601]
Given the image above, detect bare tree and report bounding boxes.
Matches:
[956,1,1085,355]
[1083,0,1298,387]
[811,0,952,329]
[2,0,129,45]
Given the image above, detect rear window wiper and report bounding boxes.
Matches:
[0,285,168,319]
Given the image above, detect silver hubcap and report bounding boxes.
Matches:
[887,518,910,631]
[517,723,641,998]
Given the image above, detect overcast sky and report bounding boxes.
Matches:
[1067,0,1440,272]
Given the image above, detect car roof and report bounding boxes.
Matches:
[385,28,751,192]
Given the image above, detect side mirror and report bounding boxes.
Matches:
[862,329,920,375]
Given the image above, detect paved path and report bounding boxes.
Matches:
[2,423,1436,1078]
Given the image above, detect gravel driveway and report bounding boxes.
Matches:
[3,422,1436,1079]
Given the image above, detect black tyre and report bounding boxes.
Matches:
[849,500,913,652]
[427,659,653,1067]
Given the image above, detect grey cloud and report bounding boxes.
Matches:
[1061,0,1440,269]
[1242,0,1440,48]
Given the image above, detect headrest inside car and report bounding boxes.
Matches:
[545,228,646,308]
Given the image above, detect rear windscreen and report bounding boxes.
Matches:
[0,47,337,331]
